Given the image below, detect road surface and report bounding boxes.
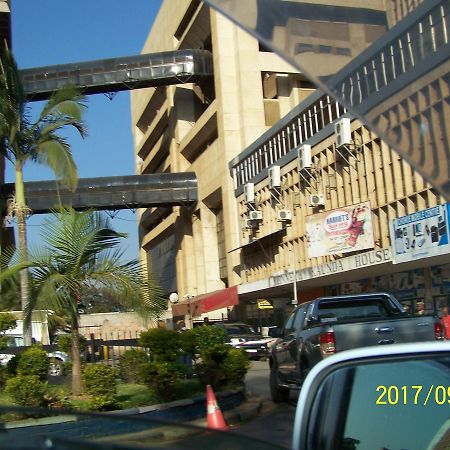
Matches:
[230,360,298,448]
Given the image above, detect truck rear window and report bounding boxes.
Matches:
[318,300,390,322]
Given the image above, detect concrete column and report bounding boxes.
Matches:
[200,204,223,292]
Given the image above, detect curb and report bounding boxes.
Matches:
[94,394,265,445]
[2,388,258,443]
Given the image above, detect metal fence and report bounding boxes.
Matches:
[82,330,141,367]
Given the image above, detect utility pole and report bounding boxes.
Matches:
[291,247,298,306]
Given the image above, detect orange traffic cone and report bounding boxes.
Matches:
[206,384,228,430]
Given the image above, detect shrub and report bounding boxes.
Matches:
[83,364,117,397]
[140,361,186,402]
[17,345,49,381]
[85,395,117,411]
[195,344,230,389]
[56,333,87,355]
[0,312,16,350]
[180,326,250,390]
[222,348,250,386]
[182,326,227,356]
[5,353,20,378]
[118,348,149,383]
[138,328,182,362]
[0,366,6,389]
[6,375,47,407]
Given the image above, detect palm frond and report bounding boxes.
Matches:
[35,139,78,191]
[37,86,87,125]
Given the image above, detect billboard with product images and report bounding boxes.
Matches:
[306,201,374,258]
[390,204,450,264]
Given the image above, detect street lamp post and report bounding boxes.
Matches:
[291,247,298,306]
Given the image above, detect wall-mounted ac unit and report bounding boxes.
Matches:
[335,118,352,148]
[298,144,312,171]
[268,165,281,188]
[248,210,263,221]
[246,219,258,229]
[309,193,325,207]
[244,183,255,204]
[277,209,292,221]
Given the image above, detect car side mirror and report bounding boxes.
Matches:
[293,342,450,450]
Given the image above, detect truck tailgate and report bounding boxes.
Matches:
[332,317,436,351]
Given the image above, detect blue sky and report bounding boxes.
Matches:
[7,0,163,260]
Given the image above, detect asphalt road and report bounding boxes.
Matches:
[230,360,298,449]
[150,361,297,449]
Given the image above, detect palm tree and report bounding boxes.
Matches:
[1,208,166,395]
[0,48,87,345]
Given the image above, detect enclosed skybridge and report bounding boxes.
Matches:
[20,49,213,101]
[0,173,197,214]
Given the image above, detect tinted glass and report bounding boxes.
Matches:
[342,356,450,450]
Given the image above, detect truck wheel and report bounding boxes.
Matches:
[48,359,64,377]
[270,366,289,403]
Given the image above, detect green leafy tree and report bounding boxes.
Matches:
[0,312,16,350]
[0,208,166,395]
[0,48,87,345]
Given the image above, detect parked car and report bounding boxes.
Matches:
[269,292,444,402]
[213,322,273,360]
[0,334,69,377]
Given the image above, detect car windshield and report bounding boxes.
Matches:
[204,0,450,201]
[319,300,390,321]
[225,325,256,335]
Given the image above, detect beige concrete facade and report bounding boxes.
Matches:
[131,0,450,327]
[131,0,309,307]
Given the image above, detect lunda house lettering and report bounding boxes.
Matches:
[355,249,390,268]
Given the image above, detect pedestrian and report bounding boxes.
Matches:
[440,305,450,339]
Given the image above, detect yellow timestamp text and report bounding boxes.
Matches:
[376,385,450,406]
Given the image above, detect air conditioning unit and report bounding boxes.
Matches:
[298,144,312,171]
[334,118,352,148]
[246,219,258,229]
[248,210,263,221]
[277,209,292,221]
[309,193,325,207]
[268,165,281,188]
[244,183,255,204]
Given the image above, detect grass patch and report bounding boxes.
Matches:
[174,379,204,400]
[116,384,157,408]
[0,379,206,415]
[0,389,15,406]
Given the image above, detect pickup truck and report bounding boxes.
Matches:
[269,292,444,402]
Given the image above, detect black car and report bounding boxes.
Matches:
[213,322,271,360]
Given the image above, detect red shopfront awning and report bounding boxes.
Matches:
[171,286,238,317]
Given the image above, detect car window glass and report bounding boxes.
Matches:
[318,300,390,321]
[293,305,307,330]
[341,356,450,450]
[283,310,297,335]
[225,325,255,335]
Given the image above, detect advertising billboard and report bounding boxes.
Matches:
[306,201,374,258]
[390,204,450,264]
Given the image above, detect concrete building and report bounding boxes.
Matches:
[131,0,450,329]
[131,0,317,324]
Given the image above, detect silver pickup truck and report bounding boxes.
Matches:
[269,292,444,402]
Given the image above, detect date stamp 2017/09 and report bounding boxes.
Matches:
[376,385,450,406]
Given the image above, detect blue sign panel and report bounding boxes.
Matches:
[390,204,450,264]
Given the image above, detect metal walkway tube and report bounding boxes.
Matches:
[19,49,213,101]
[0,173,198,214]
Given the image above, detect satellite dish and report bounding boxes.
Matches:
[169,293,179,304]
